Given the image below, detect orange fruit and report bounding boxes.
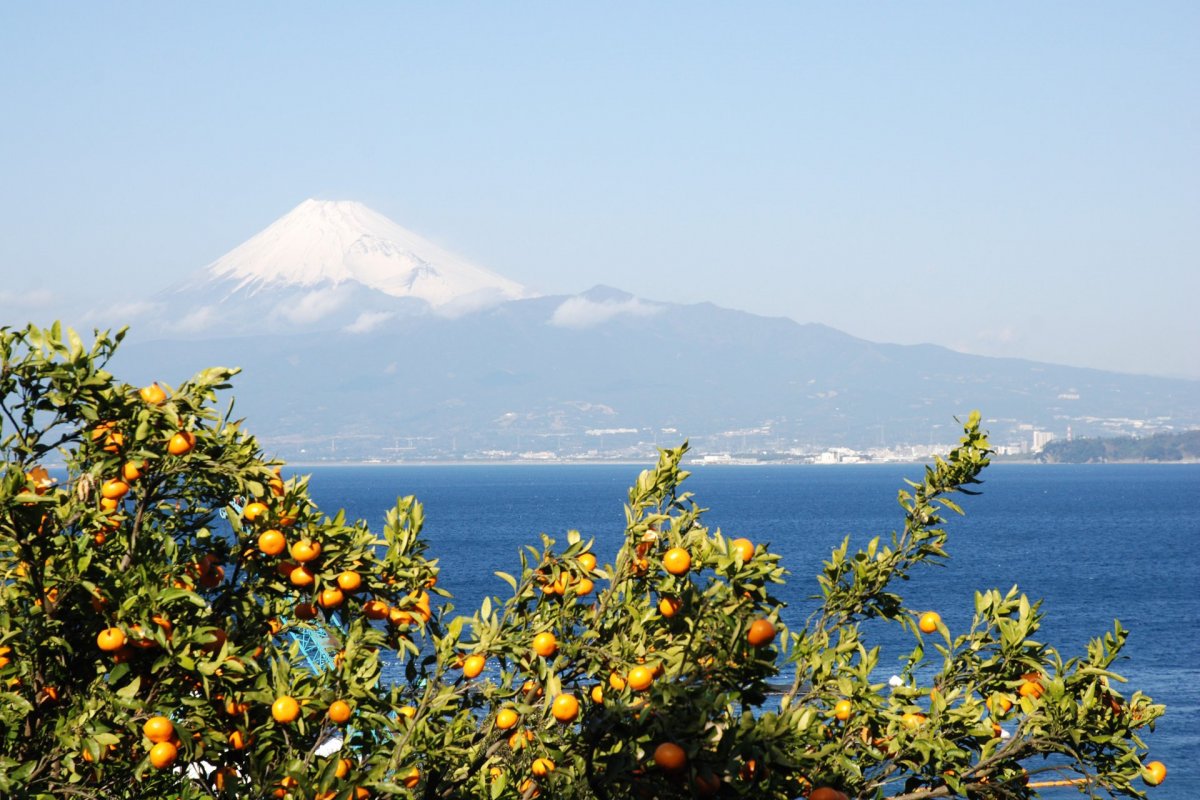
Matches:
[289,565,315,587]
[532,758,555,777]
[1019,676,1045,699]
[290,539,322,563]
[747,618,777,647]
[987,694,1013,717]
[198,564,225,589]
[363,599,389,620]
[200,628,228,653]
[694,770,722,796]
[918,611,941,634]
[101,479,130,500]
[901,711,926,730]
[319,586,345,609]
[532,631,557,658]
[224,697,249,716]
[518,778,539,797]
[295,602,318,620]
[148,740,177,769]
[143,715,175,743]
[609,672,627,691]
[269,468,286,496]
[730,537,755,562]
[336,758,353,779]
[662,547,692,576]
[121,461,143,482]
[590,685,604,703]
[1143,760,1167,786]
[214,765,237,792]
[495,708,519,730]
[97,627,126,652]
[551,694,579,723]
[833,699,852,721]
[242,501,268,522]
[401,767,420,789]
[627,665,654,692]
[574,577,595,596]
[258,529,286,556]
[809,789,850,800]
[653,742,686,771]
[139,383,167,405]
[658,596,682,617]
[337,570,362,592]
[167,431,195,456]
[462,654,486,678]
[228,729,249,750]
[272,695,300,724]
[328,700,352,724]
[578,552,597,572]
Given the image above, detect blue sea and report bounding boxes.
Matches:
[302,462,1200,798]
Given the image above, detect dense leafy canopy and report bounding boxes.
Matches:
[0,324,1166,799]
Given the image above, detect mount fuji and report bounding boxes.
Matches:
[97,200,1200,461]
[124,199,535,337]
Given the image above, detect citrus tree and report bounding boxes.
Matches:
[0,323,1168,800]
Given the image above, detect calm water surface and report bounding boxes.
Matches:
[303,462,1199,798]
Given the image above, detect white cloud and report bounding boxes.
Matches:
[344,310,394,334]
[0,289,56,312]
[276,288,346,324]
[549,296,662,329]
[100,300,163,320]
[173,305,218,334]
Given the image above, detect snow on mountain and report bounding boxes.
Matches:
[201,199,533,308]
[104,199,538,337]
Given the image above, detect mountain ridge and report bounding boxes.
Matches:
[89,200,1199,460]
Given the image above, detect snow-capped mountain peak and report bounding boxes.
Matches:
[203,199,534,308]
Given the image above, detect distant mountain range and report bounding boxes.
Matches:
[99,200,1200,462]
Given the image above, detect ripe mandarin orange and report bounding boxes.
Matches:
[730,537,755,561]
[328,700,352,724]
[551,694,579,723]
[167,431,195,456]
[463,654,486,678]
[662,547,692,576]
[272,695,300,724]
[747,618,776,647]
[258,529,286,556]
[97,627,126,652]
[653,742,686,771]
[143,716,175,743]
[148,740,177,769]
[139,383,167,405]
[627,665,654,692]
[532,632,558,658]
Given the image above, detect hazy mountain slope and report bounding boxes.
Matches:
[94,199,1199,459]
[112,287,1200,458]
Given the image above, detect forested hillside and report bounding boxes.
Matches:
[1041,430,1200,463]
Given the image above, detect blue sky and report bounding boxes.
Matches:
[2,2,1197,378]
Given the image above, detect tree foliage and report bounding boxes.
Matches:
[0,324,1167,799]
